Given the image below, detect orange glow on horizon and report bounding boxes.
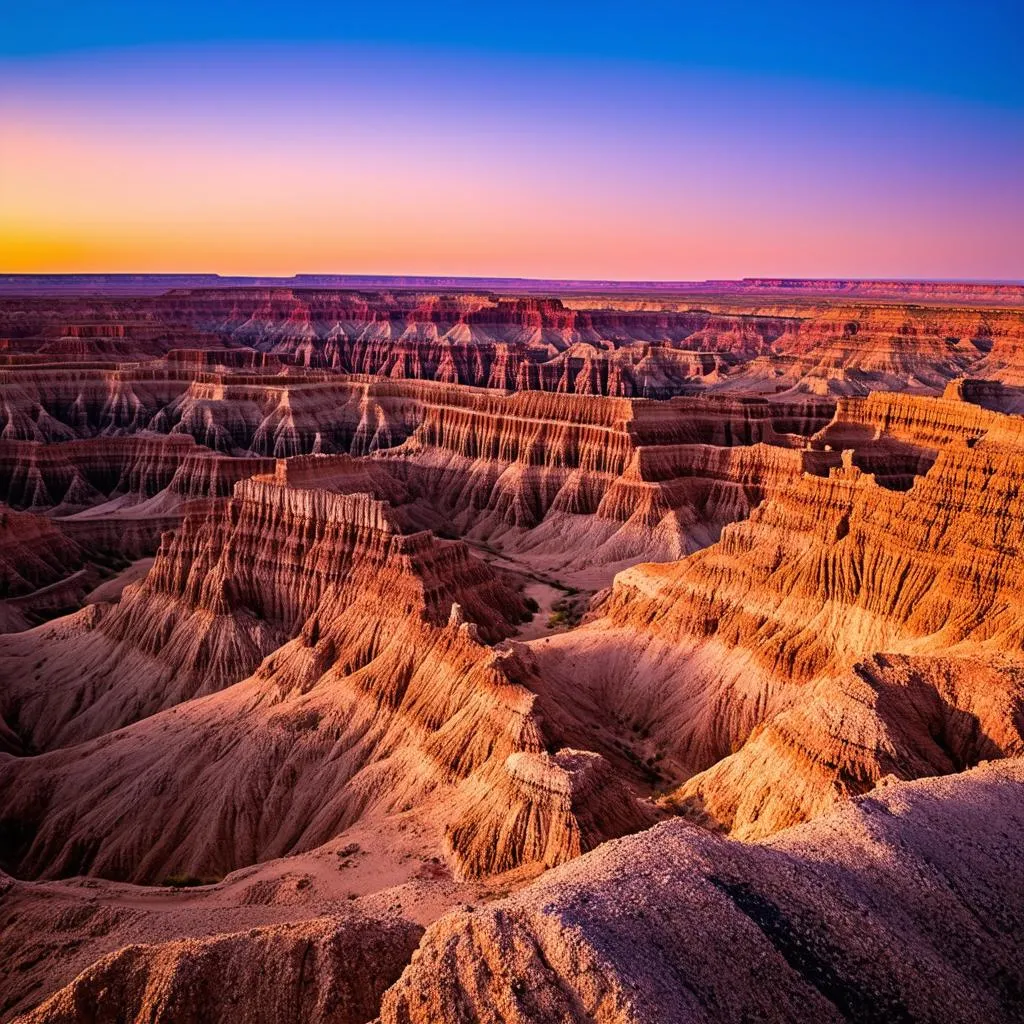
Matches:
[3,83,1022,280]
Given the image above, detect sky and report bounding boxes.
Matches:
[1,1,1022,280]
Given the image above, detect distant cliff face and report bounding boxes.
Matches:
[5,286,1022,398]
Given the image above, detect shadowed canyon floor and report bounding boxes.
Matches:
[2,282,1024,1022]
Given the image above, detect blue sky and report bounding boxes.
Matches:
[2,1,1021,277]
[3,1,1022,108]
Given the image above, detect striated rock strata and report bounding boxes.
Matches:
[0,461,651,885]
[379,760,1024,1024]
[534,390,1024,837]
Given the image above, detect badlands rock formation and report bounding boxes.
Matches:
[1,281,1023,1023]
[534,390,1024,836]
[5,285,1023,395]
[18,912,422,1024]
[380,760,1024,1024]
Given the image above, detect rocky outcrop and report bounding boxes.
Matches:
[709,305,1024,396]
[367,388,834,568]
[153,291,794,372]
[536,390,1024,834]
[378,759,1024,1024]
[0,436,274,632]
[16,913,421,1024]
[671,653,1024,838]
[6,288,1024,398]
[445,748,658,877]
[5,284,1024,1024]
[0,456,527,750]
[0,509,88,599]
[0,506,173,632]
[0,366,191,441]
[0,369,832,571]
[0,616,595,883]
[776,307,1004,385]
[0,435,273,513]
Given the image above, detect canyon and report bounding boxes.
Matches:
[1,279,1023,1023]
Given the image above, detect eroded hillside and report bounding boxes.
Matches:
[2,284,1023,1023]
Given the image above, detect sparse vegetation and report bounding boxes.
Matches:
[544,589,591,631]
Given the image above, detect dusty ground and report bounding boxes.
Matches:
[84,557,155,604]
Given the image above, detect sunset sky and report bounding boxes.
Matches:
[2,1,1022,280]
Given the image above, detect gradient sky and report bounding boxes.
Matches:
[1,1,1022,279]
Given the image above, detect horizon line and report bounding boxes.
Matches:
[3,273,1024,287]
